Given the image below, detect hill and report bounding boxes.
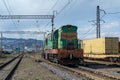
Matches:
[1,38,43,51]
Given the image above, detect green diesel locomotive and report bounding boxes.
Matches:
[43,25,83,65]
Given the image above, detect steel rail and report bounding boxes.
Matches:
[5,54,24,80]
[0,54,23,80]
[0,54,22,70]
[33,55,120,80]
[77,65,119,80]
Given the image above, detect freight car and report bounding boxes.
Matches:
[81,37,120,62]
[42,25,83,65]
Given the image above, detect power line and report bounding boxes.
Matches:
[2,0,18,29]
[56,0,73,17]
[99,10,120,18]
[107,12,120,14]
[80,25,96,39]
[5,0,13,14]
[88,6,106,38]
[38,0,59,31]
[47,0,59,14]
[43,0,73,32]
[42,0,60,32]
[2,0,11,15]
[89,7,120,39]
[65,0,77,12]
[55,0,77,19]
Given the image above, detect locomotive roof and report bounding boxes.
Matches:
[59,25,77,29]
[45,25,77,38]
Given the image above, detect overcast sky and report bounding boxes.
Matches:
[0,0,120,40]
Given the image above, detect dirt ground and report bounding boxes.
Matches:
[0,54,15,65]
[13,54,63,80]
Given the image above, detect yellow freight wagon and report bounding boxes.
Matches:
[81,37,120,62]
[82,37,119,54]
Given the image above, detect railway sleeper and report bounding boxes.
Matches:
[107,57,120,62]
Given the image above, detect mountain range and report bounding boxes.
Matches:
[1,38,43,51]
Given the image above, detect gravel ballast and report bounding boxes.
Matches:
[13,55,63,80]
[40,62,85,80]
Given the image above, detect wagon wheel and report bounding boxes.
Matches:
[109,57,117,62]
[109,58,113,62]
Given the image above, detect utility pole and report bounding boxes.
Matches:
[0,33,3,55]
[42,32,46,57]
[35,39,38,53]
[51,17,54,48]
[96,6,101,38]
[51,16,54,34]
[51,11,55,49]
[19,40,24,53]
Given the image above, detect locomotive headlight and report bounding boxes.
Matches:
[68,25,72,30]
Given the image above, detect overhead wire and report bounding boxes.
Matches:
[2,0,11,15]
[52,0,75,20]
[2,0,18,30]
[64,0,77,13]
[47,0,59,14]
[80,25,96,40]
[101,11,120,37]
[55,0,73,17]
[81,8,106,40]
[4,0,13,14]
[89,9,120,39]
[23,1,59,40]
[43,0,73,32]
[100,10,120,19]
[107,12,120,14]
[2,0,24,39]
[36,0,59,32]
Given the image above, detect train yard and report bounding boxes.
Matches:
[0,0,120,80]
[0,53,119,80]
[0,25,120,80]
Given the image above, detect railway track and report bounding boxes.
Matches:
[85,57,120,63]
[79,59,120,80]
[33,56,101,79]
[77,65,120,80]
[55,64,120,80]
[32,55,120,80]
[53,63,120,80]
[0,54,24,80]
[84,59,120,67]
